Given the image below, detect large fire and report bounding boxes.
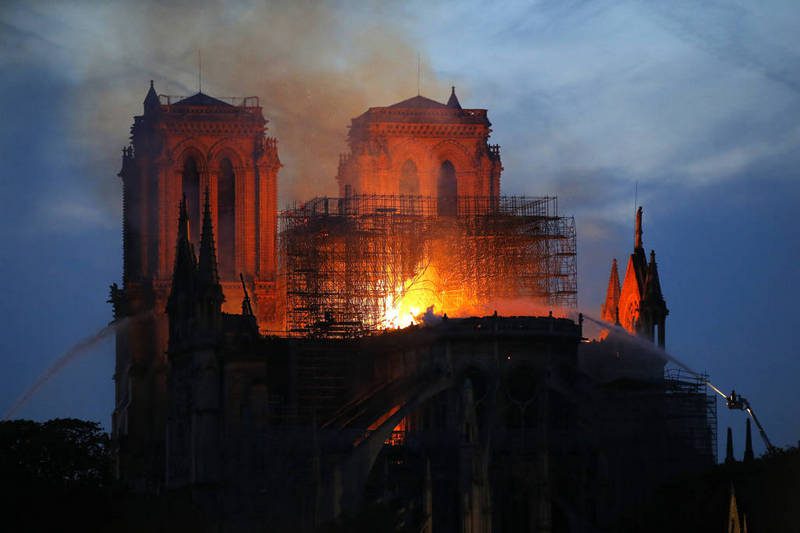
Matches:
[380,259,570,329]
[380,264,444,329]
[379,261,480,329]
[380,261,561,329]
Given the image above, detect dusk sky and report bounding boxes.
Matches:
[1,0,798,458]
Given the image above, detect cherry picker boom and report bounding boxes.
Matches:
[704,380,778,454]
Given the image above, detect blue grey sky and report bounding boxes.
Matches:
[1,0,798,457]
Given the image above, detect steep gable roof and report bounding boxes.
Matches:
[173,92,234,107]
[387,95,449,109]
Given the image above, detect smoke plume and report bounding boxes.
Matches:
[58,1,448,210]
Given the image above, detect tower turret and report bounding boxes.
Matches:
[601,258,621,325]
[725,426,736,464]
[143,80,160,115]
[744,418,755,462]
[634,205,643,250]
[616,206,668,346]
[640,250,668,347]
[196,188,224,332]
[446,86,462,109]
[166,196,198,348]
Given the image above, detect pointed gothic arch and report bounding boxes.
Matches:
[181,156,201,245]
[217,157,236,279]
[437,160,457,216]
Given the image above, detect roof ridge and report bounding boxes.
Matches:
[387,94,448,109]
[173,92,234,107]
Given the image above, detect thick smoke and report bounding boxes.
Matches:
[63,1,448,209]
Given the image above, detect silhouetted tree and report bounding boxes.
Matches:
[0,418,111,487]
[0,418,113,531]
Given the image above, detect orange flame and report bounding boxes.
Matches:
[380,261,570,329]
[381,264,443,329]
[379,261,486,329]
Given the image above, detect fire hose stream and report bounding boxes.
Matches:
[580,313,778,454]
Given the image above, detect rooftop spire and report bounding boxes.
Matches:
[641,249,668,347]
[144,80,160,114]
[196,187,224,324]
[643,250,665,305]
[725,427,735,464]
[178,194,190,242]
[634,206,643,250]
[601,258,621,325]
[166,196,198,328]
[728,485,743,533]
[198,50,202,94]
[744,418,754,462]
[417,52,421,96]
[447,86,462,109]
[197,188,220,287]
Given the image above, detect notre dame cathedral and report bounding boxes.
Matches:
[110,81,710,532]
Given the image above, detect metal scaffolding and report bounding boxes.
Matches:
[279,195,577,337]
[664,369,718,464]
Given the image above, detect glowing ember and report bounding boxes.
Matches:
[386,417,407,446]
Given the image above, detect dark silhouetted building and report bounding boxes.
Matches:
[111,85,715,531]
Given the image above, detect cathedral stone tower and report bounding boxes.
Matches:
[336,87,502,213]
[111,82,280,487]
[603,206,668,347]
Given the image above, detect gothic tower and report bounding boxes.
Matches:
[601,258,621,325]
[336,87,502,213]
[164,190,226,497]
[112,82,280,487]
[604,206,668,347]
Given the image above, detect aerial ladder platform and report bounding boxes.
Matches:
[704,380,778,454]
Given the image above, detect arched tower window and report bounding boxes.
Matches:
[437,160,457,216]
[399,159,419,195]
[217,158,236,279]
[181,157,201,245]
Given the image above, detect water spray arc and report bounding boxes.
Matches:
[2,314,149,421]
[581,312,778,454]
[580,313,695,372]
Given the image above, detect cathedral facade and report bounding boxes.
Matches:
[112,83,279,487]
[336,88,502,211]
[111,83,713,531]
